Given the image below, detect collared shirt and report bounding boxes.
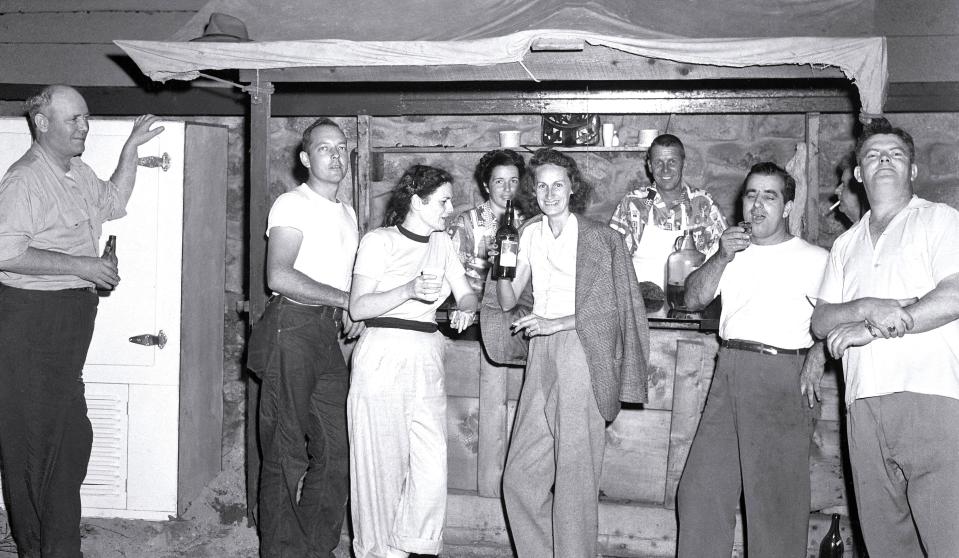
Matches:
[818,196,959,406]
[609,182,727,257]
[447,200,526,297]
[519,214,578,319]
[0,143,125,290]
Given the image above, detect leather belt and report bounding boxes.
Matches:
[275,296,342,321]
[721,339,808,356]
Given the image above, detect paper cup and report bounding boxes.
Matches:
[639,129,660,148]
[602,123,615,147]
[499,130,521,148]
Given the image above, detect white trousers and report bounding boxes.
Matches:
[348,327,448,558]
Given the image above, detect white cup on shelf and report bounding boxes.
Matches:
[602,123,615,147]
[499,130,521,148]
[639,129,660,149]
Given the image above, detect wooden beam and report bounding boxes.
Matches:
[241,46,846,84]
[248,80,273,324]
[805,113,821,244]
[1,81,956,117]
[0,0,204,10]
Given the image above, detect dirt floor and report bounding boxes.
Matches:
[0,444,510,558]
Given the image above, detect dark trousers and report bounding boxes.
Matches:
[248,297,350,558]
[0,285,97,558]
[676,347,816,558]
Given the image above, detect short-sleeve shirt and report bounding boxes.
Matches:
[609,183,727,257]
[716,237,827,349]
[818,197,959,406]
[518,215,578,319]
[353,226,465,323]
[267,184,358,294]
[0,143,125,290]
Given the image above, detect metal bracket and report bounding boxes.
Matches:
[129,330,167,349]
[137,152,171,171]
[243,70,275,105]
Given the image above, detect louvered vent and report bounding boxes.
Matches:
[80,385,128,510]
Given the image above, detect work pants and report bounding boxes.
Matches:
[348,327,448,558]
[251,297,350,558]
[0,285,97,558]
[502,330,607,558]
[676,347,815,558]
[848,392,959,558]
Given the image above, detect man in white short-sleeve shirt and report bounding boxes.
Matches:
[246,118,363,557]
[677,162,828,558]
[812,118,959,557]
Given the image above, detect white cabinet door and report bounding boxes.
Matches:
[0,119,185,518]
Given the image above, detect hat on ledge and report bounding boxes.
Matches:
[190,12,251,42]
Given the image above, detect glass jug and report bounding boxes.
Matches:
[665,230,705,311]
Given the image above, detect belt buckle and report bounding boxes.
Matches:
[760,344,778,355]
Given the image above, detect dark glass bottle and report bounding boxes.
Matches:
[819,513,844,558]
[102,235,117,259]
[99,235,117,294]
[494,200,518,280]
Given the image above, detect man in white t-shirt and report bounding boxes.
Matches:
[812,118,959,557]
[246,118,363,558]
[677,162,828,558]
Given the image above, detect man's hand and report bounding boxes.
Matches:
[125,115,164,150]
[78,255,120,290]
[826,321,874,358]
[342,313,365,340]
[800,363,825,408]
[861,297,917,338]
[717,225,750,262]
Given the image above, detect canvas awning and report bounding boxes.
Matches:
[114,0,888,118]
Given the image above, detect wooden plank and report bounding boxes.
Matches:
[876,0,959,36]
[805,113,821,243]
[664,338,711,509]
[245,46,846,84]
[444,339,481,398]
[447,396,480,492]
[477,356,510,498]
[601,409,671,503]
[810,419,848,512]
[178,122,227,515]
[355,114,373,233]
[248,81,272,324]
[0,12,192,42]
[887,36,959,83]
[0,0,204,11]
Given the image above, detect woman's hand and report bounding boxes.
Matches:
[407,272,443,302]
[449,309,475,333]
[511,314,570,338]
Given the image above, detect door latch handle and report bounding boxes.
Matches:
[136,152,171,172]
[129,330,167,349]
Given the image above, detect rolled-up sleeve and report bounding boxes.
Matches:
[0,176,39,262]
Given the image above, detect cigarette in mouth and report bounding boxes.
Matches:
[828,200,841,212]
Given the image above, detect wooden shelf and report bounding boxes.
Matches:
[369,145,649,154]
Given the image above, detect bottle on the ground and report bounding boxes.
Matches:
[818,513,844,558]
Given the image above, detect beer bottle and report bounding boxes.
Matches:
[818,513,844,557]
[99,235,117,294]
[494,200,518,280]
[102,235,117,259]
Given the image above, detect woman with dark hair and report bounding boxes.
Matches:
[447,149,531,302]
[347,164,478,558]
[484,148,649,557]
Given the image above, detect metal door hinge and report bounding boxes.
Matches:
[137,152,171,172]
[129,330,167,349]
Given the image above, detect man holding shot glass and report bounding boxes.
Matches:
[677,162,828,558]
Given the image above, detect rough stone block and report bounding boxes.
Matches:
[753,114,804,138]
